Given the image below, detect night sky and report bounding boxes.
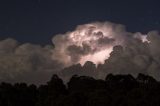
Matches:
[0,0,160,45]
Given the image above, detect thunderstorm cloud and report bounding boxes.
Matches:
[0,21,160,84]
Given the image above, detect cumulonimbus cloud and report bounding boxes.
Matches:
[52,21,148,66]
[0,21,160,84]
[52,22,160,82]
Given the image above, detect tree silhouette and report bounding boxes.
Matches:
[0,73,159,106]
[36,74,67,106]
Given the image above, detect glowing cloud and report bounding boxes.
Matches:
[52,22,130,66]
[0,21,160,84]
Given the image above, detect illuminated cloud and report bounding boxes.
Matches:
[0,22,160,84]
[52,22,129,66]
[52,22,160,81]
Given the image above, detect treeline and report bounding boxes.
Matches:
[0,73,160,106]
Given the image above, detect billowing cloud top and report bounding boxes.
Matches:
[52,22,130,66]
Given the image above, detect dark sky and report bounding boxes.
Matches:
[0,0,160,45]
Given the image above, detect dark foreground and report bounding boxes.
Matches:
[0,73,160,106]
